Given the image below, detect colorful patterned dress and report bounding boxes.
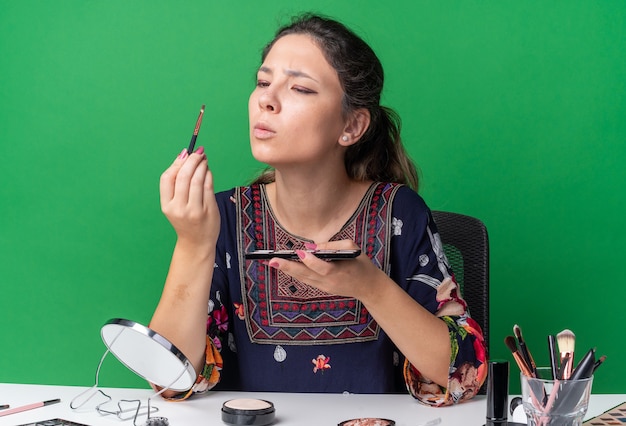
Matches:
[194,182,486,407]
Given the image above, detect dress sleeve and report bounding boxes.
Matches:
[390,188,487,407]
[159,336,223,401]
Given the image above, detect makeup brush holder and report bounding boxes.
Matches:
[521,368,593,426]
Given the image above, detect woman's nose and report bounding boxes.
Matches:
[258,90,280,113]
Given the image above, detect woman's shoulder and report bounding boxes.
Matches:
[384,183,429,212]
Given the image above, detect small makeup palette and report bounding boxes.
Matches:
[584,401,626,425]
[221,398,275,425]
[338,419,395,426]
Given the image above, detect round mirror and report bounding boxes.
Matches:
[100,318,196,391]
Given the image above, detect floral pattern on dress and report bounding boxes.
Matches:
[207,294,229,350]
[312,355,331,373]
[233,302,245,320]
[404,309,487,407]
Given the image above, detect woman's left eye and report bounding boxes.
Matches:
[293,86,316,94]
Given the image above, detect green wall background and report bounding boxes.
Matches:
[1,1,624,394]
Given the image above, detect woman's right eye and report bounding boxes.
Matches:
[256,80,270,88]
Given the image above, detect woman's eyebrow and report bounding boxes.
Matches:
[258,66,318,82]
[284,69,318,82]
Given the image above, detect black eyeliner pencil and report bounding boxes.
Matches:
[0,405,9,410]
[187,104,205,154]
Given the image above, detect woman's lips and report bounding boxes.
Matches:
[253,123,275,139]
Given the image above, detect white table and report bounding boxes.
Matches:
[1,383,624,426]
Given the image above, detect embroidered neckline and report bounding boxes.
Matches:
[258,181,380,243]
[235,182,402,345]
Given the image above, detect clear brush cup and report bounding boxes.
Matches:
[521,367,593,426]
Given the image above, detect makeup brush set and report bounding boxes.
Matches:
[505,325,605,384]
[505,325,606,425]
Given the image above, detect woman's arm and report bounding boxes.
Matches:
[358,269,452,386]
[150,148,220,374]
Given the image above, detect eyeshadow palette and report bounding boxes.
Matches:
[17,419,90,426]
[584,402,626,425]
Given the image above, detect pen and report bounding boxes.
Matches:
[187,104,205,154]
[0,398,60,417]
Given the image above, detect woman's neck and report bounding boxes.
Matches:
[264,170,373,243]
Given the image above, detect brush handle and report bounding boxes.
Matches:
[570,348,595,380]
[518,341,535,376]
[557,353,571,380]
[550,377,593,418]
[187,104,205,154]
[187,134,198,154]
[548,335,559,380]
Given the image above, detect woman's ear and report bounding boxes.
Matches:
[339,108,370,146]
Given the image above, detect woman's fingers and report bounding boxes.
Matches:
[160,147,211,217]
[269,254,322,285]
[266,240,375,299]
[172,148,206,206]
[159,148,188,206]
[188,156,210,209]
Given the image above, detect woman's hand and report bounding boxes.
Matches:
[159,147,220,249]
[267,240,386,302]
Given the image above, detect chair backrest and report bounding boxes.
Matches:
[431,210,490,357]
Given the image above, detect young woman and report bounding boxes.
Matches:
[151,14,486,407]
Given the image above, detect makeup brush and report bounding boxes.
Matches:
[557,353,572,380]
[513,324,537,376]
[556,329,576,379]
[187,104,205,154]
[570,347,596,380]
[506,336,547,409]
[593,355,606,373]
[548,334,559,379]
[504,335,533,377]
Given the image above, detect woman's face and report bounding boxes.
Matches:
[248,34,348,170]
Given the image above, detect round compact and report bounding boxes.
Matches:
[221,398,276,425]
[338,419,395,426]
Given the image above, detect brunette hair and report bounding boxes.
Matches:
[252,13,419,191]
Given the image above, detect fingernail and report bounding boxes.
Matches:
[268,261,280,269]
[304,242,317,250]
[296,250,306,260]
[177,148,188,160]
[195,146,205,156]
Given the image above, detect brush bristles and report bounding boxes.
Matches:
[513,324,523,340]
[504,335,518,353]
[557,329,576,354]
